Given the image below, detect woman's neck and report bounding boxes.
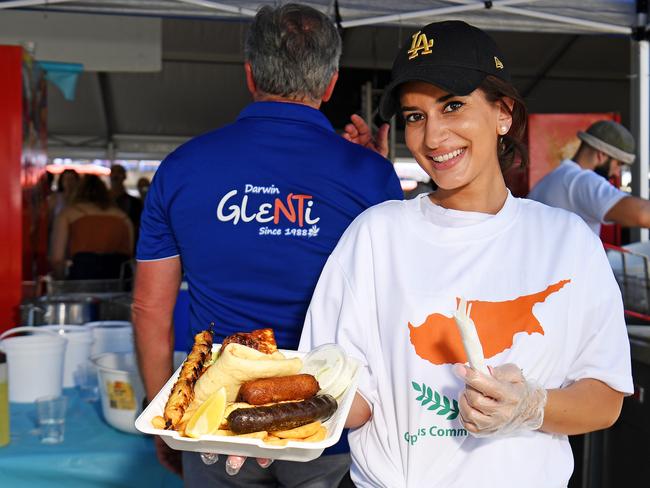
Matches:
[430,171,509,215]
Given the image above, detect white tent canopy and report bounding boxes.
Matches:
[0,0,644,34]
[3,0,649,237]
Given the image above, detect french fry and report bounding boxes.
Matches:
[271,421,321,439]
[263,435,289,446]
[235,430,267,439]
[151,416,166,429]
[301,426,327,442]
[213,429,235,436]
[224,402,253,417]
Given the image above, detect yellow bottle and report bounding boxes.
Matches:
[0,351,9,447]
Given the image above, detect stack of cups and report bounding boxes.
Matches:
[0,327,66,403]
[85,321,134,356]
[41,325,93,388]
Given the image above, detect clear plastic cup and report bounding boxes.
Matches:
[74,360,99,403]
[36,395,67,444]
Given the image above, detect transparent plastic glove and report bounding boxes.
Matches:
[225,455,274,476]
[454,363,547,437]
[200,452,219,465]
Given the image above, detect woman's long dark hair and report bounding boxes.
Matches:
[73,174,112,210]
[479,75,529,172]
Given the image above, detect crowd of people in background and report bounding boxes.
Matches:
[47,165,149,281]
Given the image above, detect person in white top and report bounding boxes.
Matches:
[528,120,650,235]
[300,20,632,488]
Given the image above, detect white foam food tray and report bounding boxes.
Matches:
[135,347,359,462]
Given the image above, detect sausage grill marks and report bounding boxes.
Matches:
[227,394,338,434]
[238,374,320,405]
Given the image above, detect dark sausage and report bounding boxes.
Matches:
[227,395,337,434]
[238,374,320,405]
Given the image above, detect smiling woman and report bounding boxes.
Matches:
[300,20,633,488]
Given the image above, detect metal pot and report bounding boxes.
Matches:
[20,296,100,326]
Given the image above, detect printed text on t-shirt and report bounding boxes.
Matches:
[216,185,321,237]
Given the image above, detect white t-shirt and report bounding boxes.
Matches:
[527,159,627,235]
[300,193,632,488]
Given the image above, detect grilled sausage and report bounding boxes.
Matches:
[227,394,337,434]
[238,374,319,405]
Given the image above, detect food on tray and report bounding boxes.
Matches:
[163,329,214,429]
[151,416,166,429]
[238,374,320,405]
[300,343,355,398]
[453,298,490,374]
[227,394,337,434]
[192,342,302,404]
[221,328,278,355]
[150,327,347,446]
[185,387,227,438]
[271,420,323,439]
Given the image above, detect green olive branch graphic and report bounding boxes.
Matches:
[411,381,459,420]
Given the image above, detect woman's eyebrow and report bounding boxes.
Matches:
[401,94,456,112]
[436,93,455,103]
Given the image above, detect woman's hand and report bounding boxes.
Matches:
[455,363,547,437]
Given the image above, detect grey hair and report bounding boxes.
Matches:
[245,3,342,101]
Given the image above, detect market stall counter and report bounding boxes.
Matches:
[0,388,182,487]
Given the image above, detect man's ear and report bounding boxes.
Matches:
[321,71,339,103]
[244,62,257,96]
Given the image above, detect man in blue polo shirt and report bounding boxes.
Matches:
[133,3,402,487]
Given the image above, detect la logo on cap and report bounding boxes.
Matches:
[494,56,504,69]
[408,31,434,60]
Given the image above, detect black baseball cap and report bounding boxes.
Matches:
[379,20,511,120]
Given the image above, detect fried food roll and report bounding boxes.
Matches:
[237,374,319,405]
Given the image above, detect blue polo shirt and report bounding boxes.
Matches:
[137,101,402,348]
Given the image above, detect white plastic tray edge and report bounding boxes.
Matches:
[135,347,359,462]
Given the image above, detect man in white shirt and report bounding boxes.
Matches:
[528,120,650,235]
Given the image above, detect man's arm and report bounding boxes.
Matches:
[132,257,182,402]
[605,195,650,228]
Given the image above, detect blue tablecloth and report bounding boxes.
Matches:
[0,389,182,488]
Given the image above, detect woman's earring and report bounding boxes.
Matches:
[500,126,509,135]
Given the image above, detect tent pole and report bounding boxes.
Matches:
[631,1,649,242]
[495,6,631,34]
[173,0,256,17]
[340,0,534,29]
[0,0,74,9]
[632,38,649,242]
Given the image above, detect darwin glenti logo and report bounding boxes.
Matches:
[216,184,321,238]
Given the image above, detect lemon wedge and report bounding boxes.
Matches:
[185,387,227,438]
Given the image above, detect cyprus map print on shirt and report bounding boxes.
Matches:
[216,184,321,238]
[408,279,570,365]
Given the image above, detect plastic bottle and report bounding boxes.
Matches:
[0,351,8,447]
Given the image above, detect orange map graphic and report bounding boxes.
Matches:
[408,280,570,365]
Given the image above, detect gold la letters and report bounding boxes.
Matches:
[408,31,434,60]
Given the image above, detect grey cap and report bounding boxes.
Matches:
[577,120,635,164]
